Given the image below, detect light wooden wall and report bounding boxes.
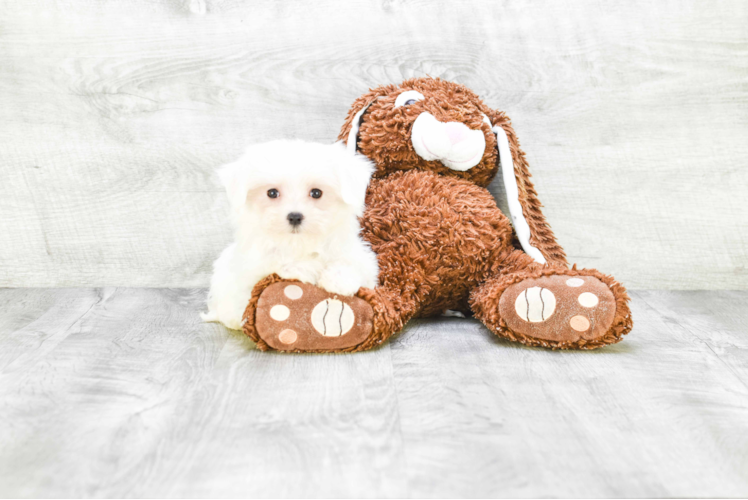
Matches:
[1,0,746,289]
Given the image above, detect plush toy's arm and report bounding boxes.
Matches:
[483,108,568,267]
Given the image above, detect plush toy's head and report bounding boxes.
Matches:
[338,77,516,187]
[339,77,569,266]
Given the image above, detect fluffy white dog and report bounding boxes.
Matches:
[201,140,379,330]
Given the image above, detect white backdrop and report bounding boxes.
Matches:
[1,0,746,289]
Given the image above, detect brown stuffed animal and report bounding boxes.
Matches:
[243,77,633,352]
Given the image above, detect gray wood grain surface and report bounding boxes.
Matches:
[0,288,746,497]
[0,1,746,289]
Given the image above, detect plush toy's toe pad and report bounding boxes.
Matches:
[255,282,373,352]
[499,275,617,344]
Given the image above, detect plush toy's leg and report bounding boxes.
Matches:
[470,250,633,349]
[242,274,415,353]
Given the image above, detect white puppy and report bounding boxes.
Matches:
[201,140,379,330]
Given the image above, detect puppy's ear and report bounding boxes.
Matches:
[216,143,273,212]
[336,144,375,216]
[216,159,249,212]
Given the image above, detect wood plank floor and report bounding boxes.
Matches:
[0,289,746,498]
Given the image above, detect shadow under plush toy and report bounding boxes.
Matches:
[243,77,633,352]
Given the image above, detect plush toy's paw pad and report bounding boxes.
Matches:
[499,275,617,344]
[255,282,373,351]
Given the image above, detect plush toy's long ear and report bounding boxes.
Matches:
[483,110,568,266]
[345,100,376,154]
[337,85,394,151]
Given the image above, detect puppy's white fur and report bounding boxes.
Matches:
[202,140,379,330]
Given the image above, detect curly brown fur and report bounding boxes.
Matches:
[363,170,517,317]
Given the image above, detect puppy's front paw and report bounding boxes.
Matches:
[223,317,244,330]
[318,266,365,296]
[278,263,319,284]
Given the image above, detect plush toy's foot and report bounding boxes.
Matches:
[472,268,632,349]
[244,276,374,352]
[500,274,617,344]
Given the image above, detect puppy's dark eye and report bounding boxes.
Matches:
[310,188,323,199]
[267,189,279,199]
[404,99,417,106]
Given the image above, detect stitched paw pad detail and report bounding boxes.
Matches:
[514,286,557,322]
[255,282,373,351]
[499,274,617,343]
[311,299,355,336]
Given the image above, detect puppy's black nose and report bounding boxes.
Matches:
[287,212,304,227]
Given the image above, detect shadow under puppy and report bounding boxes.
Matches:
[202,140,379,330]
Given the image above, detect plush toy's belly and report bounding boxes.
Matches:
[362,170,516,316]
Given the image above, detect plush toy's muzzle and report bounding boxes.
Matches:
[411,112,486,171]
